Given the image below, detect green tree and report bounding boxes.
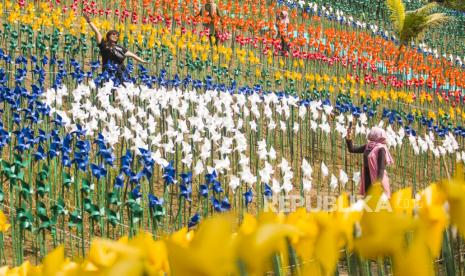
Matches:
[386,0,449,64]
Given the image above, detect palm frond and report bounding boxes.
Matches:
[399,11,449,44]
[386,0,406,30]
[423,13,450,27]
[413,2,439,16]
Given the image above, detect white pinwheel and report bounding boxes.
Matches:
[321,162,329,178]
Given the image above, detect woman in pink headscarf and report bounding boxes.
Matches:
[276,10,290,54]
[346,126,394,198]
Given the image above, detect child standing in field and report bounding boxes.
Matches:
[346,126,393,198]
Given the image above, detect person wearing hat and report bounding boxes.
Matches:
[84,13,147,85]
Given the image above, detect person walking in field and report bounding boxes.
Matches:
[346,126,393,198]
[84,13,147,86]
[196,0,222,47]
[276,10,290,55]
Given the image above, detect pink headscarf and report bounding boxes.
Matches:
[360,127,394,198]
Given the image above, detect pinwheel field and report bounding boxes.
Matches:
[0,0,464,274]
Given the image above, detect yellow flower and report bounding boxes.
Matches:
[389,89,398,101]
[390,187,414,215]
[1,261,40,275]
[285,209,318,261]
[305,73,315,82]
[128,232,170,274]
[440,164,465,239]
[349,87,355,96]
[7,11,19,23]
[417,183,448,257]
[236,217,298,274]
[166,215,237,276]
[449,107,455,120]
[312,212,344,275]
[392,236,434,276]
[42,246,71,275]
[0,211,10,232]
[333,194,361,250]
[438,108,445,118]
[170,227,194,248]
[101,20,111,32]
[239,213,258,235]
[88,238,142,268]
[428,111,436,121]
[438,94,443,103]
[354,185,416,259]
[329,85,335,93]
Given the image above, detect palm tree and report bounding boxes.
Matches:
[386,0,449,64]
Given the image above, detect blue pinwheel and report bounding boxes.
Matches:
[180,172,193,186]
[90,163,107,180]
[263,183,273,199]
[162,161,176,185]
[131,185,142,200]
[148,194,164,208]
[121,150,133,175]
[244,189,253,207]
[212,180,224,194]
[199,184,209,198]
[33,145,46,161]
[114,173,125,189]
[188,213,200,228]
[221,197,231,211]
[180,184,192,201]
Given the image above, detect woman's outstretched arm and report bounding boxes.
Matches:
[84,13,103,44]
[125,51,148,64]
[346,139,366,153]
[345,124,365,153]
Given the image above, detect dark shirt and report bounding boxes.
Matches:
[98,42,128,71]
[346,139,386,191]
